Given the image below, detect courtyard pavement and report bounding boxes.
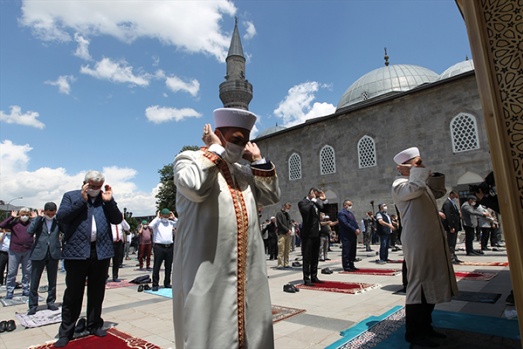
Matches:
[0,238,517,349]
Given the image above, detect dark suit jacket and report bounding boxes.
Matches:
[298,197,324,238]
[27,216,62,260]
[337,209,359,237]
[441,198,462,232]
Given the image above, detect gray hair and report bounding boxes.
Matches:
[84,170,105,183]
[19,207,31,213]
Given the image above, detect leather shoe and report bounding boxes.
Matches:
[311,277,324,283]
[283,284,296,293]
[54,337,70,348]
[143,284,151,291]
[152,286,159,292]
[292,285,300,292]
[164,284,172,289]
[0,320,6,333]
[137,285,144,292]
[90,327,107,337]
[48,304,59,311]
[321,268,333,274]
[27,307,37,316]
[425,329,447,338]
[75,318,86,333]
[303,280,314,286]
[6,320,16,332]
[112,278,121,283]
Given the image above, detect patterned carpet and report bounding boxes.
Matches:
[339,268,401,276]
[454,271,498,281]
[296,280,380,294]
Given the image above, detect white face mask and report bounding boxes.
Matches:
[161,218,168,223]
[20,216,30,222]
[382,207,388,212]
[87,189,101,197]
[223,142,245,163]
[44,215,54,221]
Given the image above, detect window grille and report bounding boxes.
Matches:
[289,153,302,180]
[358,136,376,168]
[320,145,336,175]
[450,113,480,153]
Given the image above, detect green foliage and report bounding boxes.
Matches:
[155,145,199,213]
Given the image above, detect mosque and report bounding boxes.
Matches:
[220,20,492,221]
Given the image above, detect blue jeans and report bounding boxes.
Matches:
[6,250,31,295]
[379,234,391,261]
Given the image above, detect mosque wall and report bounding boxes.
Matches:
[256,73,492,222]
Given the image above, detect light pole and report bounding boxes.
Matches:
[5,197,23,219]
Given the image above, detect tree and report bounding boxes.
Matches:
[155,145,199,214]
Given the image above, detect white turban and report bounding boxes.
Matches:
[393,147,420,165]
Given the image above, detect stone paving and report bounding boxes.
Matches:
[0,240,516,349]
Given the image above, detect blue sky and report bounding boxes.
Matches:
[0,0,471,215]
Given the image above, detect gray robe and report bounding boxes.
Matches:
[392,167,458,304]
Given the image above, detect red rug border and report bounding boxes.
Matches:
[296,281,380,294]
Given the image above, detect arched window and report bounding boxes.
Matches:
[358,135,376,168]
[288,153,302,180]
[450,113,480,153]
[320,145,336,175]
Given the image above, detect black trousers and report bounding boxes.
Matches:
[29,253,58,309]
[302,236,320,281]
[112,241,124,279]
[446,229,458,258]
[405,289,435,341]
[340,233,357,269]
[58,244,110,339]
[0,251,8,285]
[152,244,173,287]
[464,226,475,253]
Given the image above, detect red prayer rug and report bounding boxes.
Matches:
[455,271,498,281]
[30,327,162,349]
[296,281,379,294]
[272,305,306,323]
[459,261,509,267]
[386,259,403,263]
[339,268,401,276]
[105,280,135,289]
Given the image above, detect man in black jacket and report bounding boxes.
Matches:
[441,191,462,264]
[298,188,326,286]
[27,202,62,315]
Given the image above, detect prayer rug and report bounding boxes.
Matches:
[144,287,172,298]
[339,268,401,276]
[1,295,43,307]
[454,271,498,281]
[459,261,509,267]
[30,327,162,349]
[326,306,521,349]
[272,305,306,323]
[296,281,379,294]
[105,280,135,289]
[452,290,501,303]
[385,259,403,263]
[16,308,62,328]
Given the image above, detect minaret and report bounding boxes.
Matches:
[219,17,253,110]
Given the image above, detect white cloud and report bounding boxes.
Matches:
[243,21,256,40]
[165,76,200,96]
[73,33,92,61]
[20,0,238,61]
[80,57,150,86]
[273,82,336,127]
[145,106,202,124]
[0,105,45,129]
[45,75,76,94]
[0,140,157,215]
[152,55,160,67]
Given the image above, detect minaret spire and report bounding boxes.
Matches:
[219,18,253,110]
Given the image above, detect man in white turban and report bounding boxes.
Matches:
[391,147,458,348]
[173,108,280,349]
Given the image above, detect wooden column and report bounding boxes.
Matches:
[456,0,523,342]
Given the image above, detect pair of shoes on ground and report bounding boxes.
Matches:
[291,261,302,267]
[283,284,300,293]
[304,277,324,286]
[321,267,333,274]
[74,318,106,336]
[137,284,152,292]
[0,320,16,332]
[466,250,483,256]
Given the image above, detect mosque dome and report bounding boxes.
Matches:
[438,59,474,80]
[257,124,287,138]
[337,64,439,110]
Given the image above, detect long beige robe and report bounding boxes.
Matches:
[392,167,458,305]
[173,147,280,349]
